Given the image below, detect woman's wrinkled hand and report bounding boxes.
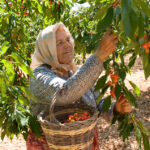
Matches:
[114,95,133,114]
[95,29,118,62]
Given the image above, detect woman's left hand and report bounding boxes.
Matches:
[114,95,133,114]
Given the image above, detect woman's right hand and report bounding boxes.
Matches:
[94,29,118,63]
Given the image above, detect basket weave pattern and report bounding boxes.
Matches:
[38,98,99,150]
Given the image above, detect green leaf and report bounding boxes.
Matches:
[138,120,148,132]
[22,132,28,140]
[123,87,137,107]
[144,66,150,80]
[128,91,137,107]
[102,96,111,112]
[142,132,150,150]
[103,58,111,70]
[20,117,29,126]
[11,53,34,77]
[29,116,41,138]
[115,83,122,99]
[111,115,117,125]
[19,86,36,102]
[128,53,137,68]
[112,113,126,125]
[16,111,29,126]
[65,0,72,5]
[142,53,149,68]
[94,74,108,91]
[0,78,6,98]
[136,0,150,18]
[129,81,141,97]
[120,54,125,66]
[10,133,14,140]
[117,114,133,141]
[96,85,109,105]
[142,53,150,79]
[138,14,144,38]
[117,68,126,81]
[94,3,112,20]
[120,123,134,141]
[121,0,138,39]
[18,94,29,105]
[0,41,10,56]
[37,3,43,13]
[1,130,6,140]
[11,52,24,63]
[135,126,142,150]
[123,42,138,53]
[78,0,87,4]
[1,60,15,84]
[118,118,127,131]
[148,129,150,134]
[96,7,114,32]
[0,113,5,127]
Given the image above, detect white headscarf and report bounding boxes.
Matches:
[30,22,77,77]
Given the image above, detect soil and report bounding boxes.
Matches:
[0,55,150,150]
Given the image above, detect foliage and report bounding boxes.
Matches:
[0,0,150,149]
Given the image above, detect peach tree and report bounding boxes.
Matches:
[0,0,150,149]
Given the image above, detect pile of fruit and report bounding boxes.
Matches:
[64,111,91,123]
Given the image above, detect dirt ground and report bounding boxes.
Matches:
[0,55,150,150]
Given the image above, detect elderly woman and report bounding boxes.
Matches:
[27,23,132,150]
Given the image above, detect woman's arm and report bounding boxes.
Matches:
[30,54,103,106]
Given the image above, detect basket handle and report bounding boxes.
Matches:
[49,90,61,124]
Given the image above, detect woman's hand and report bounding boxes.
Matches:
[114,95,133,114]
[95,29,118,62]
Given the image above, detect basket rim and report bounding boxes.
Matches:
[38,109,99,126]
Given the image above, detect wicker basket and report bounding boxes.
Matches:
[38,93,99,150]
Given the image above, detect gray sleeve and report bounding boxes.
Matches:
[30,54,103,106]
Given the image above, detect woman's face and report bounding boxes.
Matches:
[56,26,74,64]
